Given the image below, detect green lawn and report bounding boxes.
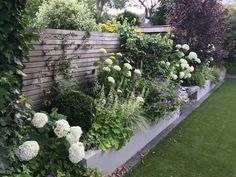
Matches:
[126,80,236,177]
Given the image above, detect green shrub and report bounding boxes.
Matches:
[34,0,99,31]
[44,81,94,133]
[117,11,141,26]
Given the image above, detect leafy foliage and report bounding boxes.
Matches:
[34,0,100,31]
[144,79,180,121]
[171,0,229,63]
[117,11,141,26]
[44,81,95,133]
[224,5,236,72]
[0,0,35,174]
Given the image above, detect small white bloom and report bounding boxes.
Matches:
[210,57,214,61]
[180,80,184,83]
[54,119,70,138]
[176,64,180,67]
[66,126,82,145]
[179,72,185,79]
[104,58,113,65]
[108,76,115,84]
[189,66,194,72]
[99,48,107,54]
[176,44,182,49]
[179,52,185,57]
[171,74,178,80]
[195,58,201,63]
[103,67,111,72]
[68,142,85,164]
[31,113,48,128]
[166,62,170,67]
[113,65,121,71]
[188,52,198,60]
[134,69,142,76]
[136,96,145,103]
[182,44,190,51]
[124,63,132,70]
[160,61,166,65]
[127,71,132,77]
[180,58,188,65]
[186,73,192,78]
[16,141,39,161]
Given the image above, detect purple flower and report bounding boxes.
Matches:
[48,174,53,177]
[49,160,53,165]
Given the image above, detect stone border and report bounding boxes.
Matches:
[83,71,226,177]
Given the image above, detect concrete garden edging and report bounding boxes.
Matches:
[84,110,180,176]
[83,70,226,177]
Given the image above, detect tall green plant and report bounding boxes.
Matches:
[0,1,34,174]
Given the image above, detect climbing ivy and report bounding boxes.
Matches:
[0,1,35,175]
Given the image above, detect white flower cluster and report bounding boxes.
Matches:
[16,141,40,161]
[176,44,190,51]
[68,142,85,164]
[134,69,142,76]
[31,113,48,128]
[99,48,107,54]
[54,119,70,138]
[188,52,201,63]
[124,63,132,70]
[113,65,121,71]
[103,66,111,72]
[54,120,85,163]
[108,76,115,84]
[105,58,113,65]
[66,126,82,145]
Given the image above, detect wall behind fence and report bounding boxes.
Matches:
[22,29,120,110]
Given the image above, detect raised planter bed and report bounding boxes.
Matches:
[84,70,226,177]
[84,110,180,176]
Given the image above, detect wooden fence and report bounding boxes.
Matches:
[23,29,120,109]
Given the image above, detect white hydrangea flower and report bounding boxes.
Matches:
[188,52,198,60]
[179,72,185,79]
[186,73,192,78]
[180,80,184,83]
[113,65,121,71]
[99,48,107,54]
[69,142,85,164]
[108,76,115,84]
[136,96,145,103]
[54,119,70,138]
[176,44,182,49]
[166,62,170,67]
[195,58,201,63]
[16,141,40,161]
[160,61,166,65]
[189,66,194,72]
[179,52,185,57]
[127,71,132,77]
[66,126,83,145]
[103,66,111,72]
[105,58,113,65]
[31,113,48,128]
[180,58,188,65]
[134,69,142,76]
[171,74,178,80]
[124,63,132,70]
[182,44,190,51]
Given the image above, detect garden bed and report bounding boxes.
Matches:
[83,70,226,177]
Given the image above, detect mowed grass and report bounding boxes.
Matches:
[126,80,236,177]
